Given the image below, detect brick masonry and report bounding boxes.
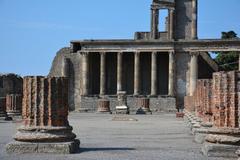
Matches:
[185,71,240,128]
[6,76,80,154]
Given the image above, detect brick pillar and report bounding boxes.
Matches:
[202,71,240,157]
[6,94,22,116]
[6,76,79,154]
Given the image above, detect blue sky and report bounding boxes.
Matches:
[0,0,239,76]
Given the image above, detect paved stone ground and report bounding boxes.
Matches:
[0,113,233,160]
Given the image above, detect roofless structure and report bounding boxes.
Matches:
[49,0,240,112]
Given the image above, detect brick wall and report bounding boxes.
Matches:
[185,71,240,128]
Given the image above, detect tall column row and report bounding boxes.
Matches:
[80,51,175,97]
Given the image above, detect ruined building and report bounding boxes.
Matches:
[49,0,240,112]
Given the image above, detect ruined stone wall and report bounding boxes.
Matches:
[79,96,176,113]
[49,48,82,111]
[0,74,23,97]
[175,0,194,40]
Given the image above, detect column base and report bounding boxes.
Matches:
[201,142,238,158]
[96,111,112,114]
[136,108,152,115]
[7,111,21,117]
[6,139,80,154]
[116,105,129,114]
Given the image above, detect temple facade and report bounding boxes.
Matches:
[49,0,240,112]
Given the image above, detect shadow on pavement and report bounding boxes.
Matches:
[77,147,135,153]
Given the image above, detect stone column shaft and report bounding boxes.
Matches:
[151,8,159,39]
[239,55,240,71]
[117,52,123,92]
[100,52,106,95]
[189,53,198,96]
[151,52,158,96]
[168,51,175,96]
[168,9,174,40]
[192,0,198,39]
[81,52,89,96]
[134,52,141,95]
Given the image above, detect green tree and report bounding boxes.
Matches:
[214,31,239,71]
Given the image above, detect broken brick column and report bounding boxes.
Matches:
[97,98,111,114]
[202,71,240,158]
[6,76,80,154]
[6,94,22,116]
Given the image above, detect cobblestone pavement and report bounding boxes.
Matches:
[0,113,232,160]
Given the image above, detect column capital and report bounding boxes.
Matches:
[100,52,106,56]
[152,51,158,55]
[78,51,89,56]
[118,51,124,55]
[169,50,175,54]
[190,52,200,56]
[135,51,141,55]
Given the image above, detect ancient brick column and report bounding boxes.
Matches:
[6,94,22,116]
[6,76,80,154]
[136,98,152,114]
[201,71,240,158]
[97,99,111,114]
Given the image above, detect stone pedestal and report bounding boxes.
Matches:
[116,91,129,114]
[6,94,22,116]
[201,128,240,158]
[97,99,111,114]
[136,98,152,114]
[6,76,80,154]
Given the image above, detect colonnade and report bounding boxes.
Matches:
[80,51,176,97]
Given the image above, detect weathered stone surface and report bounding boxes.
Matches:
[202,142,238,158]
[0,74,23,98]
[116,91,129,114]
[6,140,80,154]
[6,76,80,154]
[6,94,22,116]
